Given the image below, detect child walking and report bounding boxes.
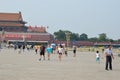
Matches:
[96,51,100,63]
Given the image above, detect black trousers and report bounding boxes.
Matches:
[106,56,112,70]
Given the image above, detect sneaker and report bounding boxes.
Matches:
[39,58,41,61]
[110,69,112,70]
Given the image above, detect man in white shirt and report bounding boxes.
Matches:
[104,45,114,70]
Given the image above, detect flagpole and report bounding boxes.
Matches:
[1,28,5,48]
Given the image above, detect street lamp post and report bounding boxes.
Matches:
[22,35,25,42]
[1,28,5,48]
[22,33,26,45]
[65,32,70,48]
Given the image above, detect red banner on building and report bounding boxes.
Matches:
[5,34,31,38]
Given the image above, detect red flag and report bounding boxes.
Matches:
[29,25,32,30]
[34,25,38,31]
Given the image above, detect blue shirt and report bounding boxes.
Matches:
[46,47,52,54]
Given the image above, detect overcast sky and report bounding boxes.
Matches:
[0,0,120,39]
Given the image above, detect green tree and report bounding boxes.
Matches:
[98,33,107,42]
[53,30,117,42]
[79,33,88,41]
[108,39,114,42]
[54,30,80,41]
[118,39,120,42]
[70,33,79,41]
[88,37,98,42]
[54,30,66,41]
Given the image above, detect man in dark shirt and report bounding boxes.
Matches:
[39,45,46,61]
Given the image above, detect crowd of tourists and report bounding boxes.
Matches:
[0,43,115,71]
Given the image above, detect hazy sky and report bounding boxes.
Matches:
[0,0,120,39]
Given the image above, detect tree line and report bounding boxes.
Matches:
[53,30,120,42]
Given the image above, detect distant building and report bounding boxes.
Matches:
[0,12,27,32]
[0,12,53,45]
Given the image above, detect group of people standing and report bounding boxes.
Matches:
[39,44,115,71]
[37,44,77,61]
[14,43,115,71]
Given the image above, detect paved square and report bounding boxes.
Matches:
[0,49,120,80]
